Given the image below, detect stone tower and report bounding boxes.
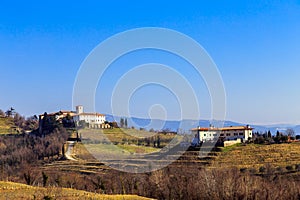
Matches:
[76,105,84,114]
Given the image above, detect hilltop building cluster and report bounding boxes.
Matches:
[38,105,108,134]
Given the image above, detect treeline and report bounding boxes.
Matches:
[253,128,299,144]
[0,127,68,180]
[120,135,170,148]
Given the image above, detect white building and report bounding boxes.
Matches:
[73,105,106,128]
[191,125,253,144]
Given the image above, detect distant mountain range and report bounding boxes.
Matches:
[105,114,300,135]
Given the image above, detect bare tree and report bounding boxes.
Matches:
[286,128,295,137]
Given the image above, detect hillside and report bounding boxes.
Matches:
[41,137,300,199]
[212,142,300,172]
[79,128,178,154]
[0,181,152,200]
[69,128,300,172]
[0,117,16,134]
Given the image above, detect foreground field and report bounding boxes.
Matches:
[0,181,152,200]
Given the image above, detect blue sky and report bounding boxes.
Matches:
[0,1,300,125]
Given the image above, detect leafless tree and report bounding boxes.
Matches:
[286,128,295,137]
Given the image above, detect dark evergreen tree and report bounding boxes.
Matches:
[124,118,128,128]
[120,118,124,128]
[267,130,272,138]
[157,136,161,148]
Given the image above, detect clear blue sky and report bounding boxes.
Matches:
[0,1,300,125]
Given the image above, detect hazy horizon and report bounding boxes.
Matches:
[1,1,299,125]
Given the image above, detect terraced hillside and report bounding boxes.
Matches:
[44,127,300,180]
[212,143,300,171]
[39,139,300,199]
[50,131,300,175]
[44,141,219,175]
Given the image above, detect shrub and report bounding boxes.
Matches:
[240,168,247,173]
[295,164,300,171]
[286,165,293,171]
[276,166,283,173]
[259,166,266,173]
[249,168,257,174]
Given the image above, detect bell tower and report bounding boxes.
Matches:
[76,105,84,114]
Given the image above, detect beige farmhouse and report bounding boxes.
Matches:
[73,105,106,128]
[191,125,253,145]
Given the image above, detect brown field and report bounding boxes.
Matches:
[0,117,17,134]
[212,142,300,172]
[0,181,151,200]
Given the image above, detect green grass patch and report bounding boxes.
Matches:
[116,144,158,154]
[221,143,242,152]
[79,128,179,148]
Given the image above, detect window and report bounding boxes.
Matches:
[203,134,206,136]
[226,133,230,136]
[213,134,218,137]
[234,133,238,136]
[239,132,244,136]
[220,134,224,136]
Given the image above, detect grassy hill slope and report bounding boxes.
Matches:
[0,181,152,200]
[79,128,179,155]
[212,143,300,171]
[0,117,16,134]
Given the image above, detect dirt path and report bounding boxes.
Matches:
[65,141,77,161]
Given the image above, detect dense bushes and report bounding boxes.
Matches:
[0,127,68,179]
[98,167,300,200]
[10,162,299,200]
[41,166,299,200]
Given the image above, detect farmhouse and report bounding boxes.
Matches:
[72,105,106,128]
[191,125,253,145]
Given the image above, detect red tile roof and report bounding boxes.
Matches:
[77,113,105,116]
[191,126,253,131]
[39,111,104,117]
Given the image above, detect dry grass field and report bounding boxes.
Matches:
[0,181,152,200]
[80,128,179,144]
[0,117,16,134]
[212,142,300,171]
